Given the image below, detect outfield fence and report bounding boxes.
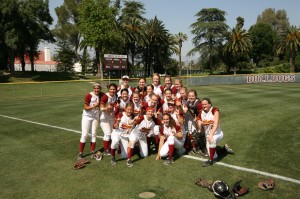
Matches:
[2,74,298,100]
[188,73,299,85]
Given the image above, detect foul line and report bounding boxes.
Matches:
[1,114,299,185]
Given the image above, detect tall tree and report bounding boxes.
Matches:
[174,32,188,76]
[257,8,290,33]
[189,8,228,74]
[78,0,122,79]
[249,23,276,66]
[19,0,54,71]
[53,0,82,62]
[224,17,252,74]
[141,16,171,76]
[1,0,22,74]
[276,25,300,73]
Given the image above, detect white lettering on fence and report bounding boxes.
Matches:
[247,74,295,83]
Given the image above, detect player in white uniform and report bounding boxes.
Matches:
[135,77,147,99]
[117,75,135,98]
[110,103,135,165]
[141,93,162,151]
[163,75,173,91]
[144,84,155,103]
[126,107,162,167]
[115,88,131,115]
[161,88,174,114]
[156,113,184,165]
[78,83,102,159]
[152,73,164,99]
[183,89,205,155]
[172,78,183,99]
[132,91,142,116]
[100,83,118,156]
[197,98,224,167]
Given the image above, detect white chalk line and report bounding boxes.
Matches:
[0,114,299,185]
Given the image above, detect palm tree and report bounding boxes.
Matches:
[174,32,188,76]
[276,25,300,73]
[119,0,146,75]
[119,18,145,75]
[189,8,228,74]
[142,17,170,76]
[224,17,252,75]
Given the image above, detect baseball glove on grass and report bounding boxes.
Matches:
[73,158,91,170]
[232,180,249,196]
[194,178,213,191]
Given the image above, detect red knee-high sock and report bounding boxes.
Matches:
[111,148,116,158]
[168,144,175,160]
[103,140,110,151]
[79,142,85,153]
[127,147,133,159]
[209,147,216,161]
[90,142,96,153]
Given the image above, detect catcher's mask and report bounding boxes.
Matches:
[212,180,236,199]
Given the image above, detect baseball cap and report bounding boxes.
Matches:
[122,75,129,80]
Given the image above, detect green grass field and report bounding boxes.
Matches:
[0,81,300,199]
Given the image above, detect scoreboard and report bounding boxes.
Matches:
[104,54,127,70]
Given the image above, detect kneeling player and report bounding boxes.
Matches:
[156,113,184,165]
[126,107,161,167]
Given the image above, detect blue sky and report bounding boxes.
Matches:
[42,0,300,61]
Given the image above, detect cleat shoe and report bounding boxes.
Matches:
[163,159,174,165]
[111,157,116,165]
[202,160,214,167]
[127,159,133,167]
[92,151,103,161]
[77,153,83,160]
[103,150,111,156]
[192,147,201,154]
[224,144,234,154]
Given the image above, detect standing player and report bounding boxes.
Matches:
[135,77,147,99]
[144,84,155,103]
[115,88,130,115]
[78,83,104,160]
[152,73,164,98]
[172,78,183,99]
[126,107,162,167]
[163,75,173,90]
[132,91,142,117]
[100,83,118,156]
[117,75,135,98]
[161,88,175,114]
[197,98,223,167]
